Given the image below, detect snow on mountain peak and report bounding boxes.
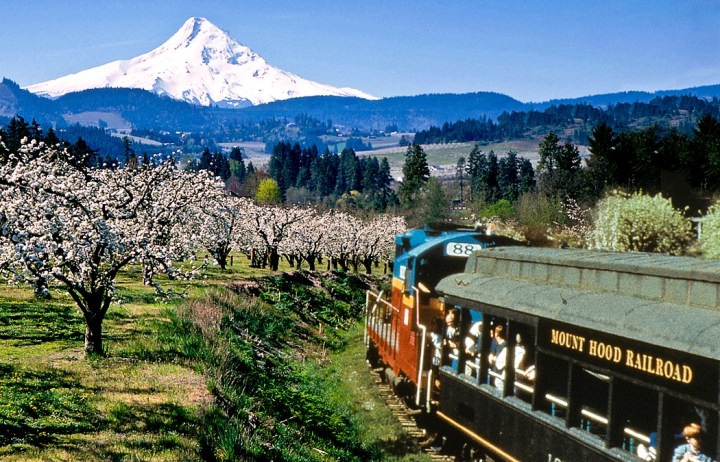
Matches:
[25,17,378,107]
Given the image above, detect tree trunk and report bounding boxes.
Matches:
[142,263,154,285]
[217,256,227,270]
[362,257,373,274]
[307,256,316,271]
[269,247,280,271]
[285,255,295,268]
[85,318,103,356]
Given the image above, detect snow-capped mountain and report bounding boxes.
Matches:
[25,17,377,107]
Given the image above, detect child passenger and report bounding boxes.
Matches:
[673,423,713,462]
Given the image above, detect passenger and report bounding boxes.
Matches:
[463,320,482,378]
[488,325,506,367]
[672,423,713,462]
[443,309,460,371]
[487,325,506,386]
[430,327,442,367]
[494,333,525,390]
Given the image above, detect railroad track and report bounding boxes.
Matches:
[369,366,455,462]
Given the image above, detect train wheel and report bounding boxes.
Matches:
[366,343,380,368]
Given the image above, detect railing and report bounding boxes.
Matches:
[486,368,535,395]
[544,393,652,451]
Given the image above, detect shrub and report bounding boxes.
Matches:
[481,199,516,221]
[699,201,720,258]
[514,192,566,245]
[550,198,592,248]
[587,191,691,254]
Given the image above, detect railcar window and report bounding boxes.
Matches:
[536,353,569,420]
[573,368,610,440]
[460,310,483,381]
[611,379,658,457]
[485,317,508,387]
[508,322,535,403]
[662,396,718,461]
[440,307,462,372]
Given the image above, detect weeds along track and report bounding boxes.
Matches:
[367,365,455,462]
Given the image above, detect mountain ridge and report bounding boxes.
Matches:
[3,76,720,133]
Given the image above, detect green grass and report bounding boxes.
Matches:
[0,273,213,460]
[0,257,425,461]
[320,324,433,461]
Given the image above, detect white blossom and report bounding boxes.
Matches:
[0,138,224,354]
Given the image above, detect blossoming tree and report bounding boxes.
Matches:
[0,138,223,355]
[193,194,248,270]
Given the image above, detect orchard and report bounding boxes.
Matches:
[0,137,406,356]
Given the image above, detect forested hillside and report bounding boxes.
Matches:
[414,95,720,145]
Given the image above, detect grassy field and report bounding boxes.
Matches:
[0,259,430,461]
[0,271,221,460]
[359,139,544,180]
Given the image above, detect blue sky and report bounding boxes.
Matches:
[2,1,719,103]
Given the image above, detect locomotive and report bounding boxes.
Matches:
[365,225,720,461]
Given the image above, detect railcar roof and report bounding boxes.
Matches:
[436,247,720,360]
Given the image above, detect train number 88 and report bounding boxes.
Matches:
[445,242,484,257]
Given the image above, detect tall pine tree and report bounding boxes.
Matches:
[399,143,430,208]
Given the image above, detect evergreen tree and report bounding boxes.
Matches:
[296,145,318,190]
[484,150,500,203]
[185,159,198,172]
[518,158,536,196]
[629,127,661,191]
[536,132,582,198]
[399,143,430,208]
[585,122,618,200]
[44,127,60,147]
[466,145,485,202]
[122,136,136,168]
[4,115,30,154]
[29,119,42,142]
[537,131,562,174]
[689,114,720,191]
[335,147,360,195]
[229,146,247,182]
[361,157,380,194]
[67,137,98,169]
[310,155,329,196]
[198,147,213,172]
[417,177,450,226]
[498,151,519,201]
[456,156,466,202]
[376,157,394,210]
[213,151,231,180]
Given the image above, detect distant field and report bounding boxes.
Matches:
[110,132,164,146]
[63,111,132,130]
[217,141,269,167]
[360,139,547,180]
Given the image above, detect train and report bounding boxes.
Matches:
[365,225,720,461]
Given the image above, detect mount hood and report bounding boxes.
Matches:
[25,17,377,107]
